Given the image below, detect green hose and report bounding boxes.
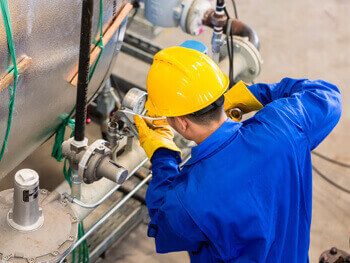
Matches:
[0,0,19,163]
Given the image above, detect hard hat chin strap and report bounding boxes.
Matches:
[190,95,225,117]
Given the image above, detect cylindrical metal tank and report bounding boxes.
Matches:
[0,0,127,178]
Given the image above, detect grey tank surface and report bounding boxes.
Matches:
[0,0,126,178]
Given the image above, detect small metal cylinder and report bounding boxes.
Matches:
[97,158,128,184]
[71,169,82,200]
[7,169,44,232]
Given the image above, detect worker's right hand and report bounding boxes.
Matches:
[224,81,263,117]
[134,115,181,161]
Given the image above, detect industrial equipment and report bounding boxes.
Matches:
[319,247,350,263]
[0,169,78,262]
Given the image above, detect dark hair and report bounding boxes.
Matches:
[184,96,225,125]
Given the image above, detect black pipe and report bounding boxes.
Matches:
[75,0,94,141]
[216,0,225,12]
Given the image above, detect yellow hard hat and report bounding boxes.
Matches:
[145,47,229,117]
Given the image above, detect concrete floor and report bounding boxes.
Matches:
[1,0,349,262]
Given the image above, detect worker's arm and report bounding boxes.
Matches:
[134,116,206,253]
[146,148,206,253]
[248,78,342,149]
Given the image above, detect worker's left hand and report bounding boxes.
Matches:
[224,81,263,116]
[134,115,181,161]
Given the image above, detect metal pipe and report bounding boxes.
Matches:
[211,0,226,63]
[118,185,146,204]
[59,173,152,263]
[203,10,260,50]
[110,88,122,109]
[216,0,225,12]
[229,19,260,50]
[70,169,82,200]
[65,158,149,208]
[75,0,94,141]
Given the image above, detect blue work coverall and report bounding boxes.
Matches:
[146,78,342,262]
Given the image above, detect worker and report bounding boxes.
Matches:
[133,47,342,262]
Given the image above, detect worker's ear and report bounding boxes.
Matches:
[174,116,189,133]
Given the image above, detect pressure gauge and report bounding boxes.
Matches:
[121,88,147,114]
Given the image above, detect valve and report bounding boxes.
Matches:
[62,138,128,184]
[0,169,78,262]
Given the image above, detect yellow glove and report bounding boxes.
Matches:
[134,115,181,161]
[224,81,263,115]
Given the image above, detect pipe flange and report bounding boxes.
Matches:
[233,36,263,83]
[0,189,78,263]
[7,208,44,233]
[78,139,111,183]
[181,0,214,36]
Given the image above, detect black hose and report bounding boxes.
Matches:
[75,0,94,141]
[312,151,350,168]
[312,165,350,194]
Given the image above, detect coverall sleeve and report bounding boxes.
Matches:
[248,78,342,149]
[146,148,206,253]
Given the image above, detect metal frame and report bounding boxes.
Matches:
[89,206,146,262]
[120,33,162,64]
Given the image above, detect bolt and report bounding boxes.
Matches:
[40,189,47,194]
[52,251,59,256]
[28,258,35,263]
[173,7,182,20]
[330,247,338,255]
[249,67,256,75]
[338,256,346,263]
[69,235,75,241]
[60,200,67,206]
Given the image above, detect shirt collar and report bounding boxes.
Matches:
[182,118,241,167]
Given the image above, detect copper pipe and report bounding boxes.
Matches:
[0,56,32,92]
[229,19,260,50]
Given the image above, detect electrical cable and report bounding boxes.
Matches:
[312,165,350,194]
[231,0,238,19]
[126,1,139,30]
[224,6,235,87]
[312,151,350,168]
[0,0,19,164]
